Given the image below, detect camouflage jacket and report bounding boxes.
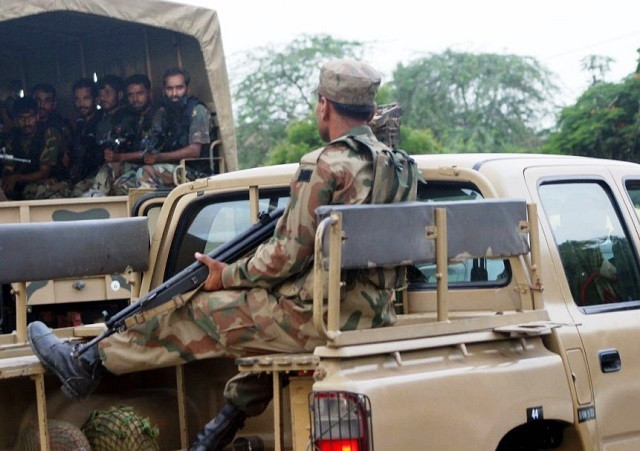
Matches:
[151,97,210,153]
[222,126,416,329]
[3,123,65,179]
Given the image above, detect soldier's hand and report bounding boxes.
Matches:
[195,252,227,292]
[143,153,158,165]
[104,149,118,162]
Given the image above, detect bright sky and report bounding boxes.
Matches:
[190,0,640,107]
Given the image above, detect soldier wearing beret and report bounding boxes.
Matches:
[27,59,419,450]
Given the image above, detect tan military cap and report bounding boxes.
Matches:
[317,59,381,107]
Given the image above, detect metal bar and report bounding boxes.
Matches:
[273,372,283,451]
[435,208,449,322]
[527,203,543,309]
[327,213,342,336]
[15,282,28,343]
[175,365,188,449]
[33,373,50,451]
[249,186,259,224]
[313,217,334,339]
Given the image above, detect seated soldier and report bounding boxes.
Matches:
[0,97,68,200]
[86,75,137,196]
[110,74,159,195]
[68,78,104,196]
[130,67,211,191]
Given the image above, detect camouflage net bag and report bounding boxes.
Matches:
[16,419,91,451]
[81,405,160,451]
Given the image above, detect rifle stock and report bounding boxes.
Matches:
[73,207,285,357]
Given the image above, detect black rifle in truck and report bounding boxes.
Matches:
[73,207,285,357]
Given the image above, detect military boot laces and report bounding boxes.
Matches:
[189,403,247,451]
[27,321,106,400]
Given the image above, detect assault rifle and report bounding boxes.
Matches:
[370,102,403,149]
[0,147,31,164]
[139,133,161,157]
[98,132,135,153]
[73,207,285,357]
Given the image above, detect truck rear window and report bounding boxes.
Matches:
[164,188,289,278]
[540,181,640,310]
[408,182,509,287]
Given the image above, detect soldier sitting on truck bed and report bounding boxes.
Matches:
[86,75,137,196]
[0,97,68,199]
[109,74,159,195]
[68,78,104,196]
[120,67,211,192]
[27,59,420,450]
[32,83,73,151]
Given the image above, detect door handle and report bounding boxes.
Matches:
[599,349,621,373]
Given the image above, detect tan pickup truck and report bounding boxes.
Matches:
[2,153,640,450]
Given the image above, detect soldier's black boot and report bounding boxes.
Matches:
[27,321,106,400]
[189,403,247,451]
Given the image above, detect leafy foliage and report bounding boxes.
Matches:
[392,49,557,152]
[234,34,365,168]
[267,115,324,165]
[544,76,640,161]
[399,127,443,154]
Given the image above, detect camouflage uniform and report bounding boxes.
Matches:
[110,105,159,195]
[129,99,210,191]
[100,128,413,411]
[2,123,68,199]
[99,60,415,416]
[68,109,104,196]
[88,107,137,195]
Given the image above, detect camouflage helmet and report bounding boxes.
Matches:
[317,59,381,108]
[81,405,159,451]
[16,419,91,451]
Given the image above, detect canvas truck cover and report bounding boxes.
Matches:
[0,0,237,171]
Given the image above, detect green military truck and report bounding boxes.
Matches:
[2,153,640,450]
[0,0,238,331]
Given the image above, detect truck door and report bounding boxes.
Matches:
[526,166,640,448]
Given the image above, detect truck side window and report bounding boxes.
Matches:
[165,189,289,279]
[409,182,509,287]
[539,182,640,308]
[624,180,640,219]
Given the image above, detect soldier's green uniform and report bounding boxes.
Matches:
[135,99,210,190]
[3,123,68,199]
[88,106,137,195]
[109,104,159,195]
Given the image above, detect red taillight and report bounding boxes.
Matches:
[311,391,373,451]
[316,438,360,451]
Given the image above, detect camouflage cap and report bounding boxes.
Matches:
[317,59,381,107]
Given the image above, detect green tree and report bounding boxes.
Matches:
[392,49,557,153]
[544,75,640,161]
[233,34,365,168]
[399,127,443,154]
[267,115,324,165]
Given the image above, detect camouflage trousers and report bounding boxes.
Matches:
[98,287,323,415]
[89,163,123,196]
[22,178,69,200]
[111,163,179,194]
